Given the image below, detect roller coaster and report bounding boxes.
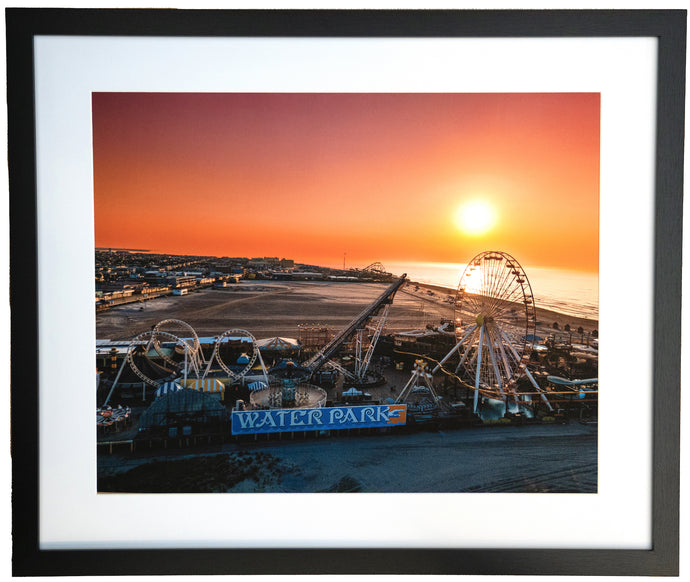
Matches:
[302,273,407,382]
[102,323,270,406]
[100,270,407,404]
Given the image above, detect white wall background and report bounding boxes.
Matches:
[2,1,688,581]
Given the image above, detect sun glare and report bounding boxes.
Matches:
[455,200,497,236]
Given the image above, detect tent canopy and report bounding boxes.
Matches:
[181,377,226,399]
[154,381,183,398]
[248,381,268,392]
[256,337,300,350]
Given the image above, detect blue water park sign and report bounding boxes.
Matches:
[231,404,407,435]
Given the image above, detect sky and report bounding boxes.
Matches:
[93,92,599,272]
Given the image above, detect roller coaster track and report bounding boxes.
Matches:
[304,273,407,373]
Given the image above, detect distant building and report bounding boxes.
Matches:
[101,289,135,300]
[143,271,168,284]
[168,275,196,288]
[292,272,323,280]
[247,258,268,269]
[273,272,323,281]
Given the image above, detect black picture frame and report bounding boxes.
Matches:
[8,8,684,576]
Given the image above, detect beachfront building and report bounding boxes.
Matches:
[138,388,230,437]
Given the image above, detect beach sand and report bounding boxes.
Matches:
[96,279,598,342]
[408,281,599,336]
[98,422,597,493]
[233,422,598,493]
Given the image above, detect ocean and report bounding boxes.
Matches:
[385,261,598,321]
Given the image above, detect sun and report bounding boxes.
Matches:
[455,200,497,236]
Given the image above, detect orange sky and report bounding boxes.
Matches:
[93,93,599,272]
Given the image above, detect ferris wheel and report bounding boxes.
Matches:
[436,251,551,414]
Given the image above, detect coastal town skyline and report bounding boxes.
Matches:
[93,92,600,272]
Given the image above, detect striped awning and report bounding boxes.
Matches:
[182,378,226,394]
[248,381,268,392]
[154,381,184,398]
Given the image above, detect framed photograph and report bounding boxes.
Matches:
[8,8,684,576]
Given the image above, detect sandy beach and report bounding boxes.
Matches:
[408,281,599,336]
[96,279,598,342]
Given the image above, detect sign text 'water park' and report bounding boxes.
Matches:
[231,404,407,435]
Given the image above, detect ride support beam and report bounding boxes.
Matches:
[305,274,407,372]
[523,365,554,411]
[357,302,391,381]
[103,354,129,406]
[432,324,476,374]
[455,331,477,375]
[474,325,484,413]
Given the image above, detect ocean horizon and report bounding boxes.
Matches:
[384,260,598,321]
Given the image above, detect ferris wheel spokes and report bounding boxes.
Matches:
[457,327,480,376]
[435,250,549,417]
[484,325,505,395]
[432,324,476,374]
[494,326,516,383]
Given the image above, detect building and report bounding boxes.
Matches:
[168,275,196,288]
[298,324,334,348]
[138,388,230,436]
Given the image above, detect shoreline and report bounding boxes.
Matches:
[96,278,598,341]
[407,280,598,334]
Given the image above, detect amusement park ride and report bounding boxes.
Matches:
[432,251,556,416]
[101,252,597,418]
[102,321,270,406]
[302,273,407,381]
